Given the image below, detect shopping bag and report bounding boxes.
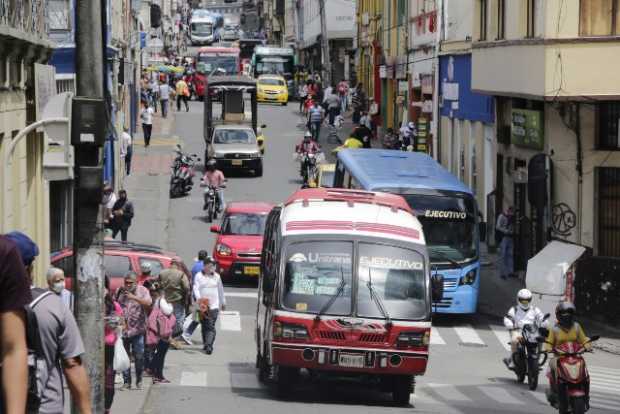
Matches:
[183,313,193,332]
[113,336,130,372]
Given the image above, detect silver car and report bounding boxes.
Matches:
[222,24,239,41]
[208,125,263,176]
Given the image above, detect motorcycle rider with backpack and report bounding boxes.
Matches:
[503,288,546,370]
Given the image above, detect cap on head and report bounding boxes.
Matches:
[204,256,216,265]
[198,250,209,261]
[5,231,39,266]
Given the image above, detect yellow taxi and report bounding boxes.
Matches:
[257,74,288,105]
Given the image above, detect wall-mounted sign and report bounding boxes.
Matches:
[443,82,459,101]
[511,109,544,150]
[416,117,429,153]
[421,75,433,94]
[412,72,421,87]
[422,100,433,113]
[398,80,408,94]
[379,65,387,78]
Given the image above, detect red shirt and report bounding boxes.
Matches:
[296,140,320,154]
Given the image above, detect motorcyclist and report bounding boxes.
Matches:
[399,121,416,150]
[201,159,226,212]
[295,131,322,181]
[502,288,546,369]
[544,301,592,405]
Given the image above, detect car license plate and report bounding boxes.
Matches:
[231,159,243,166]
[244,266,260,276]
[338,354,365,368]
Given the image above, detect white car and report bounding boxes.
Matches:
[208,125,263,176]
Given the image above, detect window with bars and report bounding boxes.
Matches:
[598,167,620,257]
[48,0,71,31]
[580,0,620,36]
[597,102,620,150]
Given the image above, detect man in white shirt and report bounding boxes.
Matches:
[159,80,171,118]
[192,257,226,354]
[120,127,133,175]
[46,266,73,309]
[101,184,117,229]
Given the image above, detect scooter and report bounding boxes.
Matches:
[546,336,600,414]
[506,313,550,390]
[169,145,199,198]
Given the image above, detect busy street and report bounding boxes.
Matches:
[2,1,620,414]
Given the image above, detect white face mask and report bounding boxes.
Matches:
[52,281,65,294]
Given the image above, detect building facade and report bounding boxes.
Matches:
[356,0,384,126]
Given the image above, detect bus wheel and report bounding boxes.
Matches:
[392,375,414,406]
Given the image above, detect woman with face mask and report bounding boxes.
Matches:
[46,266,73,309]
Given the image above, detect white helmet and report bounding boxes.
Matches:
[140,262,152,274]
[159,297,173,316]
[517,288,533,310]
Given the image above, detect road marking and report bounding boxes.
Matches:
[479,386,524,405]
[490,325,512,351]
[426,383,470,402]
[225,292,257,299]
[430,329,446,345]
[230,372,262,389]
[218,311,241,331]
[591,400,620,412]
[453,325,485,345]
[179,371,207,387]
[529,391,549,405]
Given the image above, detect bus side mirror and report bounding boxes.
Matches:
[431,274,444,303]
[479,221,487,242]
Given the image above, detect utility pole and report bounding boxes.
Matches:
[319,0,332,86]
[75,0,105,412]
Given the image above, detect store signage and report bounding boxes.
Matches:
[511,109,544,150]
[421,75,433,94]
[422,100,433,113]
[379,65,387,78]
[443,82,459,101]
[398,80,408,94]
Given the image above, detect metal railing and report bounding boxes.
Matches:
[0,0,48,39]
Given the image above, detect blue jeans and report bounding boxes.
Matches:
[172,303,185,338]
[161,99,169,118]
[122,334,145,385]
[499,236,514,277]
[340,94,347,113]
[311,121,321,142]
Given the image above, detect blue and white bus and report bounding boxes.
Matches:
[334,149,483,314]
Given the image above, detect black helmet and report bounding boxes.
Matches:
[555,301,576,329]
[206,158,217,170]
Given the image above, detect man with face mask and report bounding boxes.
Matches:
[192,257,226,354]
[115,271,152,390]
[46,267,73,309]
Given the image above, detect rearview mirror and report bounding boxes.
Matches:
[431,274,444,303]
[210,225,221,233]
[478,221,487,242]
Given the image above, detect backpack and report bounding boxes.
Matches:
[0,289,52,414]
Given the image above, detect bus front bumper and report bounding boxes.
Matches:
[271,342,428,375]
[433,285,479,314]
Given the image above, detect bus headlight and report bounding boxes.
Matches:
[272,321,309,340]
[459,269,477,285]
[396,331,428,347]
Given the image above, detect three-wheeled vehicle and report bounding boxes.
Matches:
[203,76,265,175]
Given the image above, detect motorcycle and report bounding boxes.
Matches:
[506,313,550,390]
[257,124,267,155]
[546,336,600,414]
[201,184,222,223]
[299,152,322,188]
[169,145,199,198]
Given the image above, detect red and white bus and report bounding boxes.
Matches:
[193,46,241,99]
[256,188,444,404]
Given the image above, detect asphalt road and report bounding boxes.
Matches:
[140,100,620,414]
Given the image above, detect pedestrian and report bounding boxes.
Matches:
[496,206,515,280]
[298,81,308,113]
[137,261,153,286]
[158,259,190,348]
[150,77,159,113]
[140,101,154,148]
[0,234,32,414]
[46,266,73,309]
[192,257,226,354]
[159,79,171,118]
[101,184,117,230]
[104,275,123,414]
[308,102,325,142]
[111,189,134,243]
[325,90,341,126]
[5,231,92,414]
[142,279,161,376]
[120,126,133,176]
[115,271,152,390]
[147,297,176,384]
[182,250,209,345]
[175,77,190,112]
[337,79,349,113]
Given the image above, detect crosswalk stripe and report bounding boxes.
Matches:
[430,329,446,345]
[591,384,620,393]
[479,386,524,405]
[225,292,257,299]
[426,383,470,402]
[590,366,620,375]
[179,371,208,387]
[591,400,620,411]
[454,325,485,345]
[230,372,262,389]
[591,372,620,381]
[219,311,242,331]
[529,390,549,405]
[490,326,512,351]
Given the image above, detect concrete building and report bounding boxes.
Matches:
[471,0,620,273]
[1,1,57,284]
[296,0,355,83]
[438,0,495,226]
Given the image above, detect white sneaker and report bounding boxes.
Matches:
[181,333,193,345]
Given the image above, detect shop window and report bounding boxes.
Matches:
[597,102,620,149]
[597,167,620,256]
[580,0,620,36]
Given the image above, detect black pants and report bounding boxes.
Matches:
[151,340,170,380]
[112,223,129,242]
[310,121,321,142]
[104,345,115,411]
[328,107,340,125]
[200,309,219,352]
[125,145,132,175]
[142,123,152,147]
[177,95,189,111]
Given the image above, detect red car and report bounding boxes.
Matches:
[51,241,191,293]
[210,202,274,280]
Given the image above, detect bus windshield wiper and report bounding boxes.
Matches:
[367,268,392,328]
[315,267,346,322]
[430,249,462,268]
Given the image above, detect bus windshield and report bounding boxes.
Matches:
[357,243,428,320]
[198,54,238,74]
[191,22,213,36]
[282,241,353,316]
[255,56,294,76]
[400,193,477,263]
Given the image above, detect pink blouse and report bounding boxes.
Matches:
[105,302,123,346]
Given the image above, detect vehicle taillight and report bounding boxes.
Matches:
[396,331,429,347]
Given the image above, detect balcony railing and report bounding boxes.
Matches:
[0,0,48,40]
